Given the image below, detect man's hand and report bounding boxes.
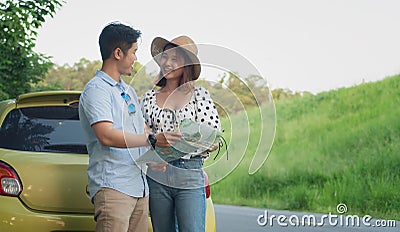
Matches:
[144,124,152,137]
[155,131,182,148]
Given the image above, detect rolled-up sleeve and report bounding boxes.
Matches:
[81,85,113,126]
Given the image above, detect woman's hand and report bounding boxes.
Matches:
[147,162,168,172]
[207,142,220,152]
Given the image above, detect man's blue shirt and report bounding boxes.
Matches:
[79,70,148,200]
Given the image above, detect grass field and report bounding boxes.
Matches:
[208,74,400,220]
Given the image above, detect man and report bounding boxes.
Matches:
[79,22,180,232]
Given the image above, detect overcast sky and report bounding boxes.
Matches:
[34,0,400,93]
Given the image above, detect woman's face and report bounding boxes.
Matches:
[160,45,185,80]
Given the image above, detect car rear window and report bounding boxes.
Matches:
[0,106,87,154]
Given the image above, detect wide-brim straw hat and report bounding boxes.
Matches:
[151,35,201,80]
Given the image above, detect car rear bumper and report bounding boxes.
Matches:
[0,197,95,231]
[206,197,217,232]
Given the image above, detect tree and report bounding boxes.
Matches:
[35,59,154,95]
[128,62,155,98]
[35,58,102,91]
[0,0,64,100]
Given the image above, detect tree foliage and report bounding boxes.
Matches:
[34,58,102,91]
[198,72,275,115]
[0,0,63,100]
[38,60,308,115]
[35,59,155,96]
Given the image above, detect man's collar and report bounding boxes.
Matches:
[96,70,119,86]
[96,70,131,92]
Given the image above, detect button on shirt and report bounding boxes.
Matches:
[79,70,148,200]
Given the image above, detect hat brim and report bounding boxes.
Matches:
[151,37,201,80]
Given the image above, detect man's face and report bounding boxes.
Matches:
[118,42,138,76]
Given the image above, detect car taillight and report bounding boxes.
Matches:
[204,173,211,199]
[0,161,22,197]
[205,184,211,199]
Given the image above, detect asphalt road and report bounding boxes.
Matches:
[214,204,399,232]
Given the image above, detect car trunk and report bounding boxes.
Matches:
[1,149,93,214]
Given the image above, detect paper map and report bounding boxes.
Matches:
[135,118,222,163]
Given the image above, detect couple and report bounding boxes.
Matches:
[79,21,221,232]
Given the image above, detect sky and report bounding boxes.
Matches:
[34,0,400,94]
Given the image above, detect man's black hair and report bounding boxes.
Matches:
[99,22,141,61]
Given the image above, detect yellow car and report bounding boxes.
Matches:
[0,91,216,232]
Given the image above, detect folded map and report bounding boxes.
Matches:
[135,118,223,163]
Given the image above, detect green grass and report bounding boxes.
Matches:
[209,74,400,220]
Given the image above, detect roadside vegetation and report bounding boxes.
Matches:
[1,0,63,99]
[3,0,398,222]
[211,74,400,220]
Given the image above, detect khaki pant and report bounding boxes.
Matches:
[94,188,148,232]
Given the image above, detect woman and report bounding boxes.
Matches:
[140,35,220,232]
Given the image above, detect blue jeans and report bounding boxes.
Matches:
[147,158,206,232]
